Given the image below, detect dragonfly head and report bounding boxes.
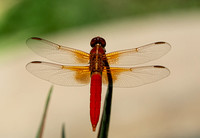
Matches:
[90,36,106,48]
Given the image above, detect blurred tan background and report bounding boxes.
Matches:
[0,0,200,138]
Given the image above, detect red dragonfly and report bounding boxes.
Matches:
[26,36,171,131]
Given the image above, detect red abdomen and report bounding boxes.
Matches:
[90,72,102,131]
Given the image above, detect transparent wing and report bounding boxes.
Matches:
[106,42,171,66]
[26,37,90,65]
[26,61,90,86]
[102,65,170,87]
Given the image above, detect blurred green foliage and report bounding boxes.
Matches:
[0,0,200,48]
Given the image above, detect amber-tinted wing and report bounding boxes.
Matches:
[102,65,170,87]
[106,42,171,66]
[27,37,90,65]
[26,61,90,86]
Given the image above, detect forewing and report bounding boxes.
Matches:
[26,61,90,86]
[26,37,90,64]
[102,65,170,87]
[106,42,171,66]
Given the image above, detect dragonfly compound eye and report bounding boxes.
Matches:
[90,37,106,48]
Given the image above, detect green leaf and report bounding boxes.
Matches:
[36,85,53,138]
[61,123,66,138]
[98,61,113,138]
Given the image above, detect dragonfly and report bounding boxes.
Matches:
[26,36,171,131]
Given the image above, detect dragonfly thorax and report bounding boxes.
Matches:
[89,53,105,72]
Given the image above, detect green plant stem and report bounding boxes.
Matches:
[36,86,53,138]
[62,123,66,138]
[98,60,113,138]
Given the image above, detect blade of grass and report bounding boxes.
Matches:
[98,60,113,138]
[61,123,66,138]
[36,85,53,138]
